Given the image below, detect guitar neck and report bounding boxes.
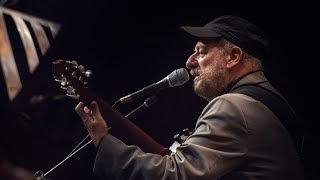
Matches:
[51,59,170,156]
[95,97,171,156]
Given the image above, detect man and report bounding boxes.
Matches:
[75,15,304,179]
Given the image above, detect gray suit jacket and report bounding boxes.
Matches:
[93,71,304,180]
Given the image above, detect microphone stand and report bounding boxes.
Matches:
[33,96,158,180]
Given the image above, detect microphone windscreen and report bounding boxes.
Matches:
[168,68,190,87]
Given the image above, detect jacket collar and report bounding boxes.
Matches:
[224,71,269,93]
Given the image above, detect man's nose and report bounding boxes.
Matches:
[186,53,199,69]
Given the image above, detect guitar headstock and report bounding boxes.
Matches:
[52,59,95,104]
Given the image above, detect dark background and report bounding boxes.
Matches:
[0,0,317,179]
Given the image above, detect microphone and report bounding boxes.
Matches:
[119,68,190,104]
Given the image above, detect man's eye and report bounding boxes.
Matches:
[199,51,207,56]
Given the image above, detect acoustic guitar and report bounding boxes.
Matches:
[52,59,171,156]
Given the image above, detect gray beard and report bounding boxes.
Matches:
[193,66,227,101]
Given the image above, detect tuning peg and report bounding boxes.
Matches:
[66,85,72,94]
[67,94,80,100]
[71,71,78,77]
[66,85,76,95]
[60,77,68,87]
[79,76,84,82]
[54,74,66,82]
[78,65,85,73]
[65,84,80,99]
[67,93,80,100]
[54,75,62,82]
[64,66,70,72]
[71,60,78,67]
[66,60,77,66]
[84,70,92,78]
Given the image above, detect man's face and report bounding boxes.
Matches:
[186,40,229,101]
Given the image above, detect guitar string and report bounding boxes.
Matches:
[44,126,112,177]
[42,100,119,177]
[41,99,151,178]
[66,100,119,157]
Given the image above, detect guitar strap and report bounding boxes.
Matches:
[231,85,305,161]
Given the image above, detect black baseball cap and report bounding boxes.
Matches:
[181,15,269,61]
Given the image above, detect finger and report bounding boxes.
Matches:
[84,106,93,115]
[90,101,103,119]
[75,102,85,116]
[75,102,92,123]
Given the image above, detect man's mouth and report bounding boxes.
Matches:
[190,70,200,77]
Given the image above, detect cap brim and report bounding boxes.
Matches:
[181,26,222,38]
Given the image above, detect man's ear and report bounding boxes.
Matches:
[226,46,243,68]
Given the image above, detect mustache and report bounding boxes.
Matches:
[190,69,201,76]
